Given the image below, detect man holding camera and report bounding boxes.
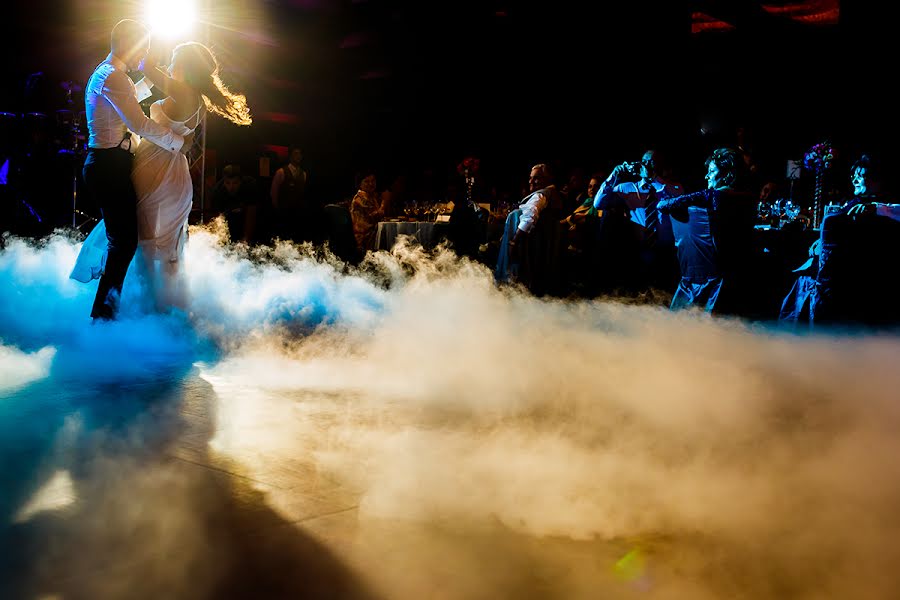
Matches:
[592,149,683,293]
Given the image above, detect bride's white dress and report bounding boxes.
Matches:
[133,99,200,262]
[71,100,201,308]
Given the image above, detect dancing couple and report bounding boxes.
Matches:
[72,19,251,320]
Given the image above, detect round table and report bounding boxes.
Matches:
[375,221,449,251]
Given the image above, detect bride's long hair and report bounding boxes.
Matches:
[173,42,252,126]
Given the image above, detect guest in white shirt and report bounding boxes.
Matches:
[495,163,562,291]
[509,163,561,250]
[82,19,192,320]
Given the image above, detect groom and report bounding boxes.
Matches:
[83,19,193,320]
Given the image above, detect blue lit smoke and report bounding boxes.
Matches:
[0,226,389,368]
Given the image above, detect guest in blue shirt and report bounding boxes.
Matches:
[593,149,684,294]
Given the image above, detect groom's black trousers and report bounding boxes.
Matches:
[82,147,138,319]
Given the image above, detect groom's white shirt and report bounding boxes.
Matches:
[85,53,183,153]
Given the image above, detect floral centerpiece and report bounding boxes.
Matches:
[457,156,480,176]
[803,142,834,228]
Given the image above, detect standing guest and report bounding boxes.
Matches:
[656,148,759,316]
[594,149,683,293]
[270,146,310,242]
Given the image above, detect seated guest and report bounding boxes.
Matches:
[560,168,589,214]
[495,163,562,292]
[814,211,900,328]
[509,163,562,250]
[322,202,362,265]
[780,154,900,325]
[562,172,603,229]
[811,154,900,327]
[379,174,409,219]
[841,154,898,218]
[558,172,605,295]
[657,148,760,316]
[756,179,781,226]
[759,179,779,203]
[350,170,384,251]
[448,156,489,258]
[210,165,258,243]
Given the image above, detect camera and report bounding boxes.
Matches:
[625,161,642,176]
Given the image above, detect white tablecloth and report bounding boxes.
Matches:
[375,221,439,251]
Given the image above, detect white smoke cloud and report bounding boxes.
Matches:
[3,225,900,599]
[0,344,55,392]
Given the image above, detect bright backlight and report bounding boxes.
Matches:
[144,0,196,40]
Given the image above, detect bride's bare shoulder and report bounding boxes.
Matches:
[164,87,202,120]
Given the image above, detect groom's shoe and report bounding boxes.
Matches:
[90,289,120,321]
[91,305,115,322]
[90,299,115,321]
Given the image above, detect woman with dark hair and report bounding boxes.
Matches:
[842,154,893,213]
[132,42,251,309]
[656,148,761,316]
[350,170,384,251]
[780,153,900,326]
[809,154,900,326]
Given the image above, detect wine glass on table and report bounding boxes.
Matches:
[783,200,801,221]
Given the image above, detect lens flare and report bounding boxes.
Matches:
[144,0,196,40]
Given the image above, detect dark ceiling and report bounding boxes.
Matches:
[3,0,896,195]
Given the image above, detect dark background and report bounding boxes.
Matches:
[2,0,897,227]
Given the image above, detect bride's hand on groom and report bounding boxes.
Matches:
[141,42,165,73]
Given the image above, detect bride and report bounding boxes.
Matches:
[135,42,252,309]
[73,42,251,312]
